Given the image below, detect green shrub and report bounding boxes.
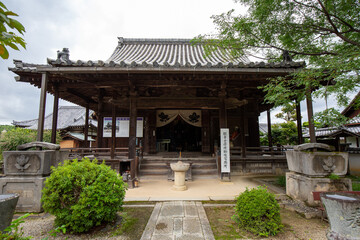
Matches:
[276,175,286,187]
[41,158,126,233]
[233,186,283,237]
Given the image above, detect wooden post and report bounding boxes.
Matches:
[295,99,303,144]
[240,108,246,158]
[306,88,316,143]
[84,104,89,148]
[267,109,273,148]
[51,84,59,144]
[219,98,227,128]
[37,73,48,142]
[96,89,104,148]
[128,97,137,178]
[111,103,116,159]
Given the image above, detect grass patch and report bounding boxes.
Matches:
[201,200,236,205]
[111,207,153,240]
[353,182,360,191]
[205,206,328,239]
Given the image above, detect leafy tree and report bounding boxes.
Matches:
[275,102,297,122]
[196,0,360,140]
[0,1,26,59]
[260,121,298,146]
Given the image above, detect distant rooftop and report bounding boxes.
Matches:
[13,106,97,130]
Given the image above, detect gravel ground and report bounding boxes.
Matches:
[19,214,128,240]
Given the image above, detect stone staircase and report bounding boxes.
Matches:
[139,153,218,179]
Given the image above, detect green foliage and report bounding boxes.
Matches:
[0,213,32,240]
[328,173,340,180]
[260,121,298,146]
[0,1,26,59]
[353,182,360,191]
[0,125,15,133]
[276,175,286,188]
[233,186,283,237]
[314,108,349,127]
[112,212,138,236]
[196,0,360,116]
[41,158,126,233]
[275,103,297,122]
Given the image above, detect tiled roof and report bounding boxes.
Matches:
[304,123,360,138]
[13,106,97,130]
[39,38,305,70]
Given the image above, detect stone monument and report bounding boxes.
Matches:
[286,143,352,206]
[0,142,69,212]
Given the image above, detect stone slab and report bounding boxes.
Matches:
[0,177,46,212]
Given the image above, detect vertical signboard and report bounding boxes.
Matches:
[220,128,230,173]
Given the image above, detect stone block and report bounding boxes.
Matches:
[3,150,57,176]
[286,150,348,176]
[0,177,46,212]
[286,172,352,206]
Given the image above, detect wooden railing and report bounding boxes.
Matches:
[230,146,287,158]
[62,147,143,179]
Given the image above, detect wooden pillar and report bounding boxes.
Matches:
[84,104,89,148]
[96,89,104,148]
[128,97,137,178]
[51,84,59,144]
[111,104,116,159]
[202,110,210,153]
[295,100,304,144]
[240,108,246,158]
[219,98,227,128]
[306,88,316,143]
[267,109,273,148]
[37,73,48,142]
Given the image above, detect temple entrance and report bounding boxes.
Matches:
[156,116,202,152]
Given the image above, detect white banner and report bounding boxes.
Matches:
[220,128,230,173]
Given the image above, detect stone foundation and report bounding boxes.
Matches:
[286,172,352,206]
[0,177,46,212]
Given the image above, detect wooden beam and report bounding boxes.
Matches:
[267,110,272,147]
[111,103,116,159]
[51,84,59,143]
[37,73,48,143]
[97,89,105,148]
[306,88,316,143]
[66,88,96,104]
[84,104,89,148]
[295,99,303,144]
[128,97,137,178]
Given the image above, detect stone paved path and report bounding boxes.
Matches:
[140,201,215,240]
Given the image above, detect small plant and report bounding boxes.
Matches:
[41,158,126,233]
[233,186,283,237]
[0,213,32,240]
[276,175,286,188]
[328,173,340,180]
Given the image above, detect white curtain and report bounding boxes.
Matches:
[156,110,202,127]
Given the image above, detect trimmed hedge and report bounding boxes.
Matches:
[41,158,126,233]
[233,186,283,237]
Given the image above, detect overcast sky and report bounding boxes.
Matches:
[0,0,351,125]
